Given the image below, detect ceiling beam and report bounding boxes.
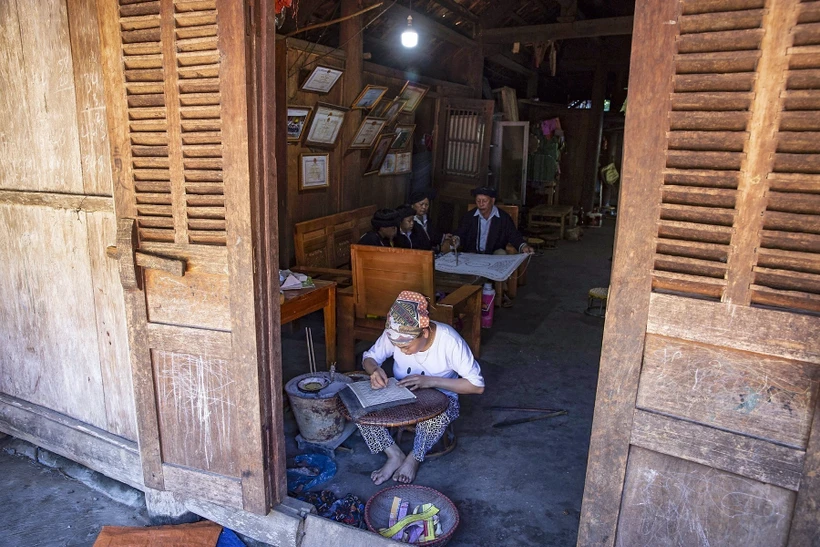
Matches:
[486,54,536,77]
[480,16,633,44]
[430,0,479,24]
[388,4,476,49]
[479,2,526,28]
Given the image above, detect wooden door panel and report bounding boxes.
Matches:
[152,350,241,474]
[637,334,820,449]
[617,447,796,547]
[145,269,231,330]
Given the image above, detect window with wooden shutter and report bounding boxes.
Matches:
[443,106,487,177]
[118,0,226,246]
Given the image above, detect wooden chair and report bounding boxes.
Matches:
[293,205,377,287]
[465,203,528,300]
[336,244,482,370]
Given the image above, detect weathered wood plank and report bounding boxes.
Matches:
[788,395,820,546]
[0,190,113,212]
[647,292,820,364]
[163,463,242,508]
[577,2,677,545]
[631,410,805,491]
[144,269,230,331]
[637,334,820,449]
[617,447,794,547]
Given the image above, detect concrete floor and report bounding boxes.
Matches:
[0,218,613,547]
[281,219,614,546]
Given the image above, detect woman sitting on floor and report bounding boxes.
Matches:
[359,291,485,485]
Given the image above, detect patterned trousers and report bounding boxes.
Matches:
[357,394,460,462]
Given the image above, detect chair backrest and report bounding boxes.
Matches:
[466,203,519,228]
[294,205,377,268]
[350,244,436,320]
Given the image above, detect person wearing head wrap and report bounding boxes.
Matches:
[393,204,418,249]
[358,208,400,247]
[407,189,442,251]
[360,291,484,485]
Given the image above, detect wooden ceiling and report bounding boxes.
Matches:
[279,0,636,103]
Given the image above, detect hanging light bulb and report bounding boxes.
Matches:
[401,14,418,48]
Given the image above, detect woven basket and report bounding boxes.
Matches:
[365,485,459,546]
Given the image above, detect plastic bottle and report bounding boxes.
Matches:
[481,283,495,329]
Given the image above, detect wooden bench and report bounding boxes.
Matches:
[293,205,377,287]
[528,204,574,240]
[336,244,482,371]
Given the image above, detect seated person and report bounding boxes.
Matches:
[358,208,400,247]
[447,187,534,255]
[360,291,484,485]
[408,189,442,251]
[393,204,418,249]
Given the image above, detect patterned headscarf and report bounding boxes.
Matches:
[384,291,430,346]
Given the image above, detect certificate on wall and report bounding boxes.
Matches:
[350,117,388,149]
[299,153,330,190]
[304,103,348,148]
[395,152,412,174]
[399,81,429,113]
[300,65,343,94]
[379,153,396,176]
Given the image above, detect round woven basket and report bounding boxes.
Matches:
[365,484,459,546]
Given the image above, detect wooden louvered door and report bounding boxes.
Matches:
[578,0,820,545]
[98,0,277,513]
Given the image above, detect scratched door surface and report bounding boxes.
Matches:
[97,0,277,514]
[578,0,820,545]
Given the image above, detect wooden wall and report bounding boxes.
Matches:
[276,38,472,267]
[0,0,136,440]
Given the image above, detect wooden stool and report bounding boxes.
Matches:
[394,423,457,459]
[586,287,608,317]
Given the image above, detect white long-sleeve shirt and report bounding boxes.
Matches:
[363,321,484,397]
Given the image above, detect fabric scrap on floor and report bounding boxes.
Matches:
[216,528,246,547]
[297,490,367,529]
[286,453,337,494]
[93,520,221,547]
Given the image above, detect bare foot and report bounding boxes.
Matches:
[392,452,421,484]
[371,444,405,485]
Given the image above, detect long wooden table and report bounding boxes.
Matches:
[281,279,336,367]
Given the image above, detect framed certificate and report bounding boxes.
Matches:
[399,81,429,113]
[382,98,408,125]
[350,117,388,149]
[394,152,412,174]
[363,134,394,176]
[299,153,330,190]
[379,153,397,176]
[304,103,348,148]
[391,124,415,150]
[300,65,343,93]
[286,106,312,142]
[351,85,388,110]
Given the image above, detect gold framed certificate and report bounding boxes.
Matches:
[391,124,415,150]
[350,117,388,149]
[304,103,348,148]
[379,153,397,176]
[299,153,330,190]
[351,85,388,110]
[300,65,343,94]
[399,81,429,113]
[286,106,312,142]
[394,151,412,174]
[363,134,394,176]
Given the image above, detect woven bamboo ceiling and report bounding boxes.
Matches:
[280,0,636,103]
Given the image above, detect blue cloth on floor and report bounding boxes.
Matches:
[286,453,337,494]
[216,528,245,547]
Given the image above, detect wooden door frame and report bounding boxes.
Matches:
[576,0,678,543]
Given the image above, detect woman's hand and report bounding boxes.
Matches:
[370,367,389,389]
[398,374,432,391]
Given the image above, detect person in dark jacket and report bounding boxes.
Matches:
[393,204,418,249]
[408,189,442,251]
[358,208,400,247]
[449,187,534,255]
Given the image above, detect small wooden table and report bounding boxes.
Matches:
[281,279,336,366]
[339,388,450,427]
[528,204,574,239]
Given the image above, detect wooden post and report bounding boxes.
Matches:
[580,57,606,211]
[340,0,364,212]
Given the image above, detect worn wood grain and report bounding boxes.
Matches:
[66,0,113,196]
[163,463,243,509]
[577,2,678,544]
[724,0,799,305]
[0,205,107,430]
[144,262,230,331]
[788,394,820,546]
[617,447,794,547]
[0,190,113,212]
[637,334,820,449]
[631,410,806,491]
[86,212,137,440]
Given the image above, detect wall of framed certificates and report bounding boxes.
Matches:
[277,38,470,266]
